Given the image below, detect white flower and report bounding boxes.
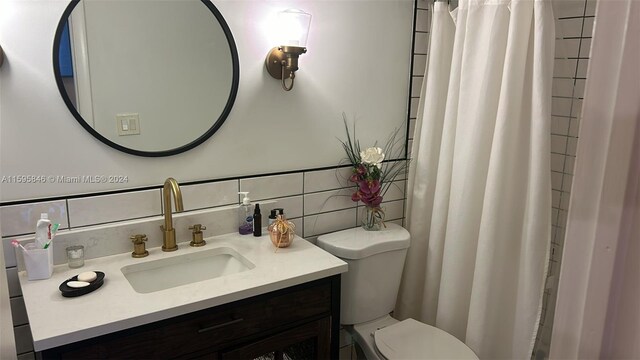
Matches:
[360,147,385,168]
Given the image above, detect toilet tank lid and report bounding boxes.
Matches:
[316,223,410,259]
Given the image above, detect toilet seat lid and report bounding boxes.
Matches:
[374,318,478,359]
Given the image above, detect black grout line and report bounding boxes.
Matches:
[557,15,594,20]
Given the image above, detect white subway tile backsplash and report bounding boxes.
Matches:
[576,59,589,78]
[383,180,406,202]
[0,200,68,237]
[552,78,575,98]
[2,238,17,268]
[304,167,353,193]
[562,175,574,193]
[551,153,565,173]
[414,32,429,54]
[582,17,595,37]
[6,267,22,297]
[14,324,34,354]
[551,98,573,117]
[339,345,353,360]
[415,9,430,32]
[304,208,357,238]
[409,119,417,140]
[571,100,583,118]
[565,156,576,175]
[551,172,563,191]
[181,180,238,211]
[551,116,570,135]
[555,38,580,58]
[260,196,303,220]
[560,191,571,211]
[551,135,568,154]
[416,0,429,10]
[557,18,584,38]
[566,137,578,157]
[10,297,28,326]
[340,328,354,347]
[411,77,424,98]
[382,200,405,220]
[553,0,586,19]
[290,218,303,237]
[554,226,566,245]
[552,190,561,208]
[240,173,303,201]
[413,54,427,76]
[554,59,578,78]
[17,352,35,360]
[68,189,161,228]
[585,0,596,16]
[569,118,580,137]
[574,79,586,99]
[410,98,420,118]
[579,39,592,58]
[305,188,356,216]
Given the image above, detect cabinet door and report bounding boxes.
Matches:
[220,317,330,360]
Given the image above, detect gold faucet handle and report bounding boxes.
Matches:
[130,234,149,258]
[130,234,148,244]
[189,224,206,232]
[189,224,206,247]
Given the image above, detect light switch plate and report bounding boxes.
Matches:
[116,113,141,136]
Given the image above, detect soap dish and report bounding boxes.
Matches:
[59,271,105,297]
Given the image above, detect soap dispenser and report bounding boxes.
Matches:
[238,192,253,235]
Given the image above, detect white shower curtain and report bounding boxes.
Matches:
[397,0,554,359]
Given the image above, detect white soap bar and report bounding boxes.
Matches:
[67,281,90,288]
[77,271,97,282]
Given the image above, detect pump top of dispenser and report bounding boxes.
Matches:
[238,192,250,205]
[40,213,49,220]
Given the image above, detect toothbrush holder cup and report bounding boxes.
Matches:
[23,243,54,280]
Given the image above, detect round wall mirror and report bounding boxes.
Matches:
[53,0,239,157]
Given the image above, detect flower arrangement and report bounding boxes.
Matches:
[339,114,407,230]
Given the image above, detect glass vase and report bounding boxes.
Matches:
[361,206,384,231]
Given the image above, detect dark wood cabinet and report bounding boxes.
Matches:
[42,276,340,360]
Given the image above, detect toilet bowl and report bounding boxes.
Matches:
[317,224,478,359]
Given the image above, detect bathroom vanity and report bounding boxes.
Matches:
[17,233,347,359]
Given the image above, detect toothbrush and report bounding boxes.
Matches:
[43,223,60,249]
[10,240,29,253]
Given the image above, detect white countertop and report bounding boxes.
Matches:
[18,233,348,351]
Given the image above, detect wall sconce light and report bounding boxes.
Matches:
[265,9,312,91]
[0,45,4,68]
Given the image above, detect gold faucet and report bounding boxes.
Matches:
[161,177,184,252]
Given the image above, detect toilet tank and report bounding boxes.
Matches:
[317,223,410,324]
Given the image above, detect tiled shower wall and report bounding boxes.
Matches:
[534,0,595,357]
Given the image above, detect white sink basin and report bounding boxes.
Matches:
[121,247,255,294]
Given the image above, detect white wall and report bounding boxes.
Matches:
[0,0,413,202]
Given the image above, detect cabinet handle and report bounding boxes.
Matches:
[197,318,244,333]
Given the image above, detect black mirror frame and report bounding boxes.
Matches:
[52,0,240,157]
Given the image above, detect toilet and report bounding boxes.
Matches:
[317,223,478,360]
